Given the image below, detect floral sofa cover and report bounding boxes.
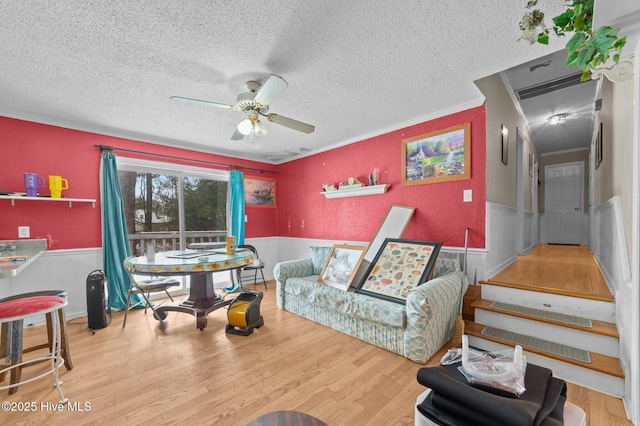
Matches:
[273,247,468,364]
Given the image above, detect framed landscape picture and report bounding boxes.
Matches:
[356,238,442,303]
[318,244,367,291]
[401,122,471,186]
[244,176,275,207]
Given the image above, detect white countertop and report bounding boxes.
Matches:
[0,239,47,278]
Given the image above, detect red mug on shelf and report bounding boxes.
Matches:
[24,173,46,197]
[49,175,69,198]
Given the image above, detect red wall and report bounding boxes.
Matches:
[1,105,486,250]
[0,116,277,249]
[277,106,486,248]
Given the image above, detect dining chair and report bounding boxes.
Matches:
[122,258,180,328]
[236,244,267,290]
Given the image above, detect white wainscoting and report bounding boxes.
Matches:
[591,197,634,423]
[1,233,489,323]
[533,212,541,248]
[274,236,487,285]
[0,248,103,323]
[485,202,517,279]
[0,239,283,323]
[592,196,631,294]
[540,212,591,246]
[523,211,534,254]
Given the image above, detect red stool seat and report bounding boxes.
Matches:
[0,295,68,402]
[0,290,73,373]
[0,296,66,320]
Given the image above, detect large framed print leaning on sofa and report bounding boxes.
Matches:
[356,238,442,304]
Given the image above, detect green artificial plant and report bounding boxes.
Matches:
[519,0,627,81]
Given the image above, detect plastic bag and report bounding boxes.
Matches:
[441,335,527,397]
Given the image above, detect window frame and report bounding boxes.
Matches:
[116,157,232,294]
[116,156,230,251]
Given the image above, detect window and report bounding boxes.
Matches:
[117,157,228,254]
[117,157,230,292]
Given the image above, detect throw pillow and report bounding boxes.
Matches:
[309,246,332,275]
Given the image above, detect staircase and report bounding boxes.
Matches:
[464,279,624,396]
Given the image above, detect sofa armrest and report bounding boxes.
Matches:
[403,271,469,363]
[273,258,315,309]
[274,258,314,285]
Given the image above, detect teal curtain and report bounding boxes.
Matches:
[100,152,132,310]
[229,170,245,245]
[223,170,245,293]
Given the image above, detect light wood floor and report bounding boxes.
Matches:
[2,280,631,425]
[486,244,614,301]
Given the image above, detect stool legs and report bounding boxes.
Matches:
[50,309,67,403]
[45,309,73,370]
[0,306,72,394]
[0,309,67,403]
[0,320,24,394]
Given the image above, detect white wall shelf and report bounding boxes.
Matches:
[0,195,96,208]
[320,184,390,199]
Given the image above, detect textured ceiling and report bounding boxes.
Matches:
[0,1,635,163]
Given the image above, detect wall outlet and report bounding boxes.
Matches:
[463,189,472,202]
[18,226,30,238]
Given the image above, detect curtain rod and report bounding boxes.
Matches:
[94,144,277,174]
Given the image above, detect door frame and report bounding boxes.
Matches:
[544,161,584,245]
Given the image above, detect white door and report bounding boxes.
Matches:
[546,163,583,244]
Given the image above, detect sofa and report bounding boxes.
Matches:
[274,246,468,364]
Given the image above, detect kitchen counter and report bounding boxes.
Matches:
[0,239,47,278]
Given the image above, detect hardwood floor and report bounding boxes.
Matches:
[486,244,613,301]
[2,279,631,425]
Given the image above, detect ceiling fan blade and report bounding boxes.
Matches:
[267,114,315,134]
[254,74,288,106]
[231,129,245,140]
[170,96,234,109]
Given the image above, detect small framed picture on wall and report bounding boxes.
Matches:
[244,176,275,207]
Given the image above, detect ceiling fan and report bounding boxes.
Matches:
[171,74,315,143]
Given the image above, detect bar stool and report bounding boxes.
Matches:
[0,295,68,402]
[0,290,72,394]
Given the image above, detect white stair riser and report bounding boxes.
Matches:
[475,309,619,358]
[481,284,615,323]
[467,335,624,397]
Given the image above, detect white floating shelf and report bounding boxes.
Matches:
[321,184,390,199]
[0,195,96,207]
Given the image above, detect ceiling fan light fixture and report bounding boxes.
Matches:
[547,113,567,125]
[254,120,267,137]
[237,118,253,135]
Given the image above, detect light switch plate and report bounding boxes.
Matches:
[18,226,30,238]
[463,189,472,202]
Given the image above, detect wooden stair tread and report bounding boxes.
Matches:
[479,279,615,303]
[465,321,624,378]
[471,299,619,338]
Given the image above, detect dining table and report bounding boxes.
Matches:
[123,249,255,330]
